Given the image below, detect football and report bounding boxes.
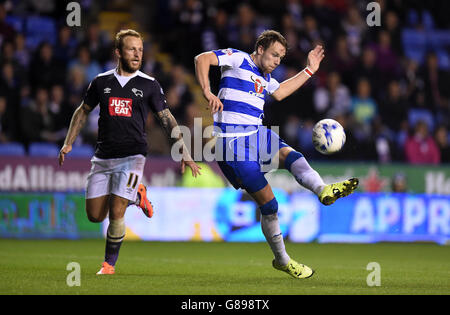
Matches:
[312,119,346,155]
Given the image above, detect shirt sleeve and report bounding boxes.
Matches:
[266,76,280,95]
[82,77,100,109]
[212,48,244,68]
[148,79,168,113]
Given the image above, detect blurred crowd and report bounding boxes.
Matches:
[0,0,449,164]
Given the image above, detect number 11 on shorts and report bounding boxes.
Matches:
[127,173,139,189]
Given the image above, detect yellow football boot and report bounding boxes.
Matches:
[319,178,359,206]
[272,259,314,279]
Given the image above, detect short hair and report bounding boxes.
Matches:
[114,29,143,51]
[254,30,288,53]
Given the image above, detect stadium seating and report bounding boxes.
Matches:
[402,29,450,68]
[408,108,435,131]
[28,142,59,157]
[69,145,94,158]
[5,15,23,32]
[0,142,26,156]
[25,16,56,49]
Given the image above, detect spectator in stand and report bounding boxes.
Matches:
[228,3,265,52]
[0,62,20,140]
[0,3,16,44]
[421,52,449,113]
[279,13,304,67]
[2,39,27,86]
[350,77,378,141]
[21,87,59,145]
[80,21,112,65]
[29,41,66,89]
[434,125,450,164]
[171,0,205,68]
[313,71,351,119]
[383,11,403,55]
[379,80,408,135]
[303,0,337,43]
[166,64,193,122]
[403,58,423,105]
[53,25,78,64]
[49,84,71,137]
[0,40,15,66]
[65,65,86,124]
[371,30,400,81]
[329,35,356,88]
[353,46,382,99]
[405,120,440,165]
[201,7,230,51]
[284,0,303,31]
[13,33,30,68]
[341,5,367,57]
[142,42,165,82]
[68,45,102,84]
[0,95,14,142]
[298,15,322,55]
[408,91,435,133]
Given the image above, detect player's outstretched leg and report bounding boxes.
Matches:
[283,150,358,206]
[259,197,314,279]
[136,184,154,218]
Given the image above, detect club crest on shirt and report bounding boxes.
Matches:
[222,48,233,56]
[132,88,143,97]
[108,97,133,117]
[249,75,266,98]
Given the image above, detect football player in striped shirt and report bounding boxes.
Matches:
[195,30,358,279]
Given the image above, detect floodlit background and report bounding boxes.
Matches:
[0,0,449,244]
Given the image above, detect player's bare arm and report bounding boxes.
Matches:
[156,108,202,177]
[58,103,93,166]
[194,51,223,114]
[272,45,325,101]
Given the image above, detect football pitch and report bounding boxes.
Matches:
[0,240,449,295]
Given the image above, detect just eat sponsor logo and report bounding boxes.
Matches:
[109,97,133,117]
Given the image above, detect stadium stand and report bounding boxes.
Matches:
[0,0,448,165]
[28,142,60,157]
[0,142,25,156]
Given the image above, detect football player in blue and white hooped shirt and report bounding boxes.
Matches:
[195,30,359,278]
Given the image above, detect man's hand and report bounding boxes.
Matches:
[203,90,223,115]
[307,45,325,74]
[181,159,202,177]
[58,144,72,166]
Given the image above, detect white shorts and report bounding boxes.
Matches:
[85,154,146,201]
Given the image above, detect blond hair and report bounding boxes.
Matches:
[114,29,143,51]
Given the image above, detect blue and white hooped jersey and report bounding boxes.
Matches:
[212,48,280,137]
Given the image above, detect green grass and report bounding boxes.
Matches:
[0,240,449,295]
